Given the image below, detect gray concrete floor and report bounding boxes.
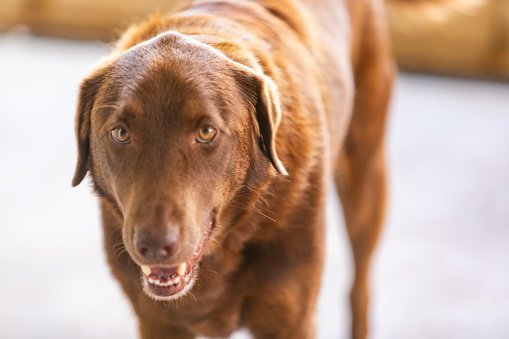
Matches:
[0,33,508,339]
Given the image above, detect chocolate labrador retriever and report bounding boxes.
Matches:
[72,0,393,337]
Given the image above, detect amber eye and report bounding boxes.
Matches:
[196,126,217,143]
[111,126,130,144]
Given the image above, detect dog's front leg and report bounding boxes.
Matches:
[138,319,194,339]
[239,231,324,339]
[241,285,318,339]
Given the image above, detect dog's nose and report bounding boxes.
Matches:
[134,226,179,263]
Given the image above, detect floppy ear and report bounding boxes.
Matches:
[231,65,288,176]
[72,67,108,187]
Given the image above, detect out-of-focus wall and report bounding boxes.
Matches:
[0,0,508,79]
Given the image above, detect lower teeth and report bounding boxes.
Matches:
[148,276,181,287]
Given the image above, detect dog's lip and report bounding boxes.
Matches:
[140,215,215,298]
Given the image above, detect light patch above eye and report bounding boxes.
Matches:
[196,126,217,143]
[112,126,131,144]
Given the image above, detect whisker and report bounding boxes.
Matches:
[112,241,128,264]
[231,199,276,222]
[112,241,124,252]
[115,249,128,260]
[113,247,126,257]
[188,291,198,302]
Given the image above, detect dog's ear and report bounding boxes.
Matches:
[72,66,109,187]
[231,64,288,176]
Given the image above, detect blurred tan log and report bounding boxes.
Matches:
[0,0,179,41]
[387,0,509,80]
[0,0,507,79]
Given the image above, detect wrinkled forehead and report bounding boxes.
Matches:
[107,32,239,122]
[116,33,228,80]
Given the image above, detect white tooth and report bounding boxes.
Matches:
[148,277,155,284]
[141,265,151,276]
[173,276,181,285]
[177,263,186,276]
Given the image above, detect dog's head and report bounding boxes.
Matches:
[72,32,286,300]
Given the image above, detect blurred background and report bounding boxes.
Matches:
[0,0,508,338]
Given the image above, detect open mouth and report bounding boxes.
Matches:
[139,216,214,299]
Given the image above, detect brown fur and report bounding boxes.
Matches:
[72,0,394,338]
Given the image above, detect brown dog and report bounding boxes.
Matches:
[72,0,393,338]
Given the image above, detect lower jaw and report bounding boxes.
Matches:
[143,269,196,300]
[140,214,215,300]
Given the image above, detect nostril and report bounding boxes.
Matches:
[134,234,152,259]
[138,246,149,258]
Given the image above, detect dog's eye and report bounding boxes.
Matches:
[111,126,130,144]
[196,126,217,143]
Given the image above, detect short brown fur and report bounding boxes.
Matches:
[73,0,394,338]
